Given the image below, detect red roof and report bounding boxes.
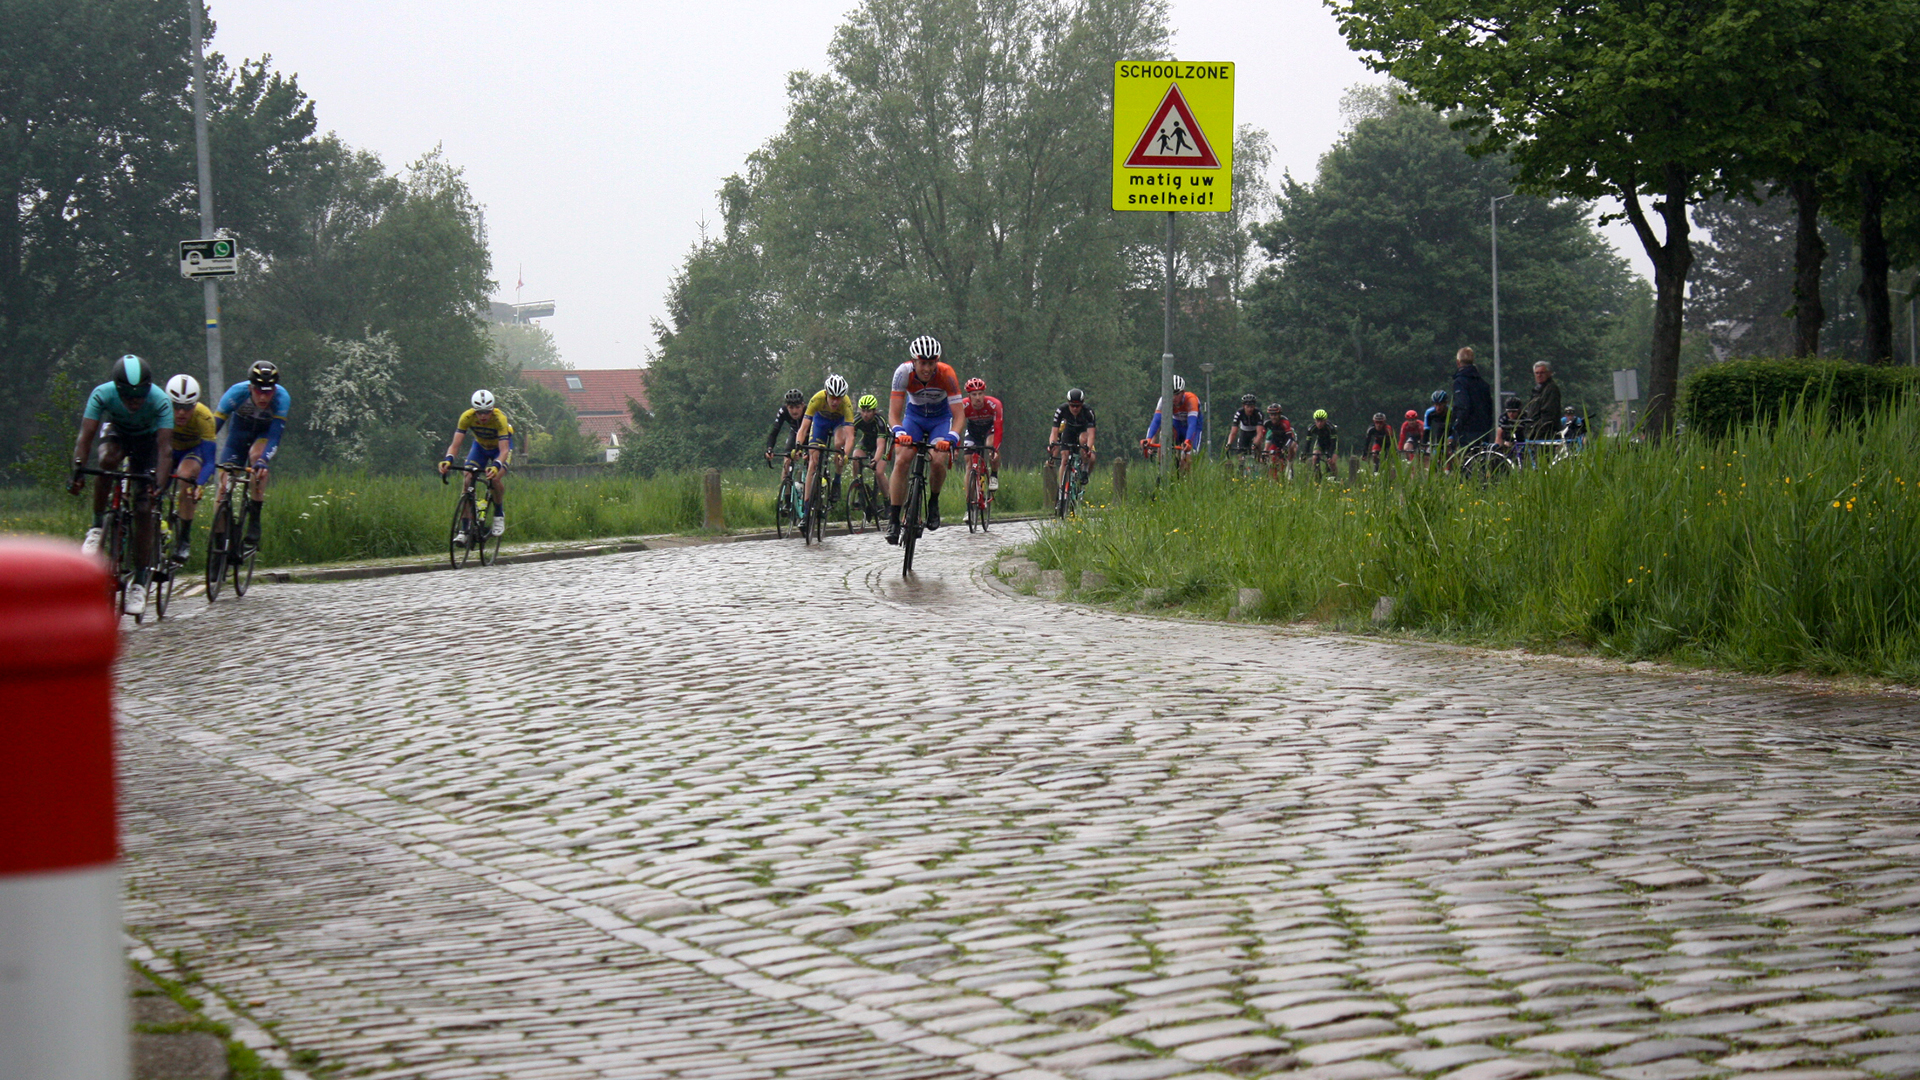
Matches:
[577,412,631,447]
[521,368,650,415]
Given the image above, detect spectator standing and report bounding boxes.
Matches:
[1451,347,1495,448]
[1520,361,1562,441]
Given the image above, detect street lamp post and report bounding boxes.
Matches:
[1199,363,1213,456]
[1490,194,1516,411]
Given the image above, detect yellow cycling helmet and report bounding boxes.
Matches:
[1313,409,1329,420]
[858,394,879,410]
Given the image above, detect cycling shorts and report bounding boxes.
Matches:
[964,419,997,446]
[217,430,271,468]
[1230,429,1259,452]
[465,442,503,469]
[806,414,848,446]
[177,439,218,486]
[101,425,162,476]
[900,408,954,446]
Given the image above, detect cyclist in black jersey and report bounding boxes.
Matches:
[1362,413,1392,471]
[1263,404,1295,479]
[1305,410,1338,478]
[849,394,890,497]
[763,388,807,486]
[1227,394,1264,457]
[1048,389,1097,466]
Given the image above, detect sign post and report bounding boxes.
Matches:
[1113,62,1234,480]
[188,0,224,393]
[178,238,239,280]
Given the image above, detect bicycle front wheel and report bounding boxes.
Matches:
[965,468,981,533]
[449,494,475,568]
[803,470,821,545]
[233,537,256,597]
[901,468,923,576]
[205,503,228,602]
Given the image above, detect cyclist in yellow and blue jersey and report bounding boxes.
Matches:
[438,389,513,538]
[162,374,219,562]
[800,375,857,519]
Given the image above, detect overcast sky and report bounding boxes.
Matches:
[209,0,1650,370]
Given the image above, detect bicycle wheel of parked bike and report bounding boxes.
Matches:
[449,490,476,569]
[1461,448,1513,487]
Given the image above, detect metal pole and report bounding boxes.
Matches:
[1200,363,1213,457]
[188,1,223,393]
[1490,195,1513,412]
[1160,211,1175,481]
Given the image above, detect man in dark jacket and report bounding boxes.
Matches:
[1450,347,1495,447]
[1520,361,1562,440]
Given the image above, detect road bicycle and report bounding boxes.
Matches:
[769,448,807,539]
[152,480,182,619]
[1266,443,1296,482]
[962,443,994,532]
[1307,444,1338,482]
[204,462,261,600]
[1457,442,1515,487]
[845,452,884,534]
[896,435,936,576]
[801,444,845,546]
[1227,443,1261,481]
[442,461,502,568]
[76,464,163,621]
[1052,441,1092,518]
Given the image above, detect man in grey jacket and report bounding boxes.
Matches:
[1521,361,1563,440]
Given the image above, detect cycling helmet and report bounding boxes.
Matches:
[908,335,942,360]
[1406,409,1418,420]
[165,373,201,406]
[1241,393,1258,406]
[858,394,879,410]
[247,360,279,387]
[472,389,496,410]
[823,374,849,397]
[1504,397,1523,411]
[1313,409,1329,420]
[1430,390,1447,404]
[1172,375,1186,392]
[1065,388,1085,403]
[111,354,152,396]
[1373,412,1387,422]
[784,388,805,406]
[964,377,987,393]
[1267,402,1283,413]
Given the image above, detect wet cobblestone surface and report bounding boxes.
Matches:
[118,524,1920,1079]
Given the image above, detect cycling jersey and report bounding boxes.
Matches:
[890,361,962,417]
[1053,402,1097,435]
[169,403,218,453]
[803,390,856,426]
[766,405,805,452]
[1423,405,1450,447]
[963,395,1004,445]
[1364,425,1392,454]
[456,408,514,452]
[1228,407,1263,451]
[852,413,889,451]
[215,382,292,462]
[1305,423,1338,455]
[1399,418,1425,450]
[1146,391,1202,444]
[84,382,171,437]
[1263,416,1295,447]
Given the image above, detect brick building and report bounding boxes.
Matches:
[520,369,649,461]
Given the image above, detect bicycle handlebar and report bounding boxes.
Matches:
[74,466,157,484]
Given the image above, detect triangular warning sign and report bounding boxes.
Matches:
[1124,83,1221,168]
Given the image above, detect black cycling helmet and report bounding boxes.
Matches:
[1241,393,1258,406]
[111,354,152,397]
[1267,402,1283,413]
[1504,397,1523,411]
[783,388,804,406]
[1065,388,1085,403]
[248,360,280,387]
[1431,390,1448,404]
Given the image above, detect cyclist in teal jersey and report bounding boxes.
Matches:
[68,355,174,615]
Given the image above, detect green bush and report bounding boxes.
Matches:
[1680,358,1920,438]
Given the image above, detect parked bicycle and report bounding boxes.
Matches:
[204,462,261,600]
[442,461,502,568]
[76,464,163,621]
[962,443,994,532]
[1052,441,1092,518]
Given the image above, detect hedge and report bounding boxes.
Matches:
[1679,358,1920,438]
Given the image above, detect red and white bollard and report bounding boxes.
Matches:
[0,538,125,1079]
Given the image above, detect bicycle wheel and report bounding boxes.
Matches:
[105,506,133,620]
[773,478,788,539]
[479,516,502,565]
[979,474,992,532]
[205,498,228,602]
[802,469,820,545]
[234,533,256,596]
[449,492,475,568]
[843,478,858,534]
[153,501,174,619]
[965,466,981,533]
[1464,448,1514,487]
[1054,461,1072,518]
[901,464,923,576]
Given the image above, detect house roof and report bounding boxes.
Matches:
[521,368,650,415]
[576,413,631,446]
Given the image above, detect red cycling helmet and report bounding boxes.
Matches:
[964,377,986,393]
[1405,409,1418,420]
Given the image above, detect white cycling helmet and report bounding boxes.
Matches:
[908,335,942,360]
[165,373,201,406]
[823,374,849,397]
[1172,375,1186,392]
[472,389,496,410]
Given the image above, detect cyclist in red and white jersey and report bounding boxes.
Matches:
[887,335,966,542]
[960,377,1003,491]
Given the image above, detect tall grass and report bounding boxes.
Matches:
[1,461,1062,568]
[1022,402,1920,683]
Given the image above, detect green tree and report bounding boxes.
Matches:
[488,321,567,370]
[1688,195,1863,359]
[1243,93,1636,429]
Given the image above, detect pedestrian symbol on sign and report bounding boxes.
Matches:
[1124,84,1220,168]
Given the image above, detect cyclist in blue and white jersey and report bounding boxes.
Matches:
[213,360,291,549]
[68,355,174,614]
[886,335,966,543]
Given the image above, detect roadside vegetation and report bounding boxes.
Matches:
[1018,403,1920,684]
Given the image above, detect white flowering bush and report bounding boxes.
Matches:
[308,332,404,463]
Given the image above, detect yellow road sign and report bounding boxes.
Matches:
[1113,61,1233,212]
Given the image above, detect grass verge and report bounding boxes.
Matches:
[1016,403,1920,684]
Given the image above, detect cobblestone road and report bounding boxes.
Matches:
[118,524,1920,1080]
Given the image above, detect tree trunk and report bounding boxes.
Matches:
[1622,164,1694,440]
[1788,171,1825,357]
[1856,169,1894,364]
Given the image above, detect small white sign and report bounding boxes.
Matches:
[1613,369,1640,402]
[179,238,238,279]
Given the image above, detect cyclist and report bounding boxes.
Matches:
[1495,396,1525,454]
[887,335,965,542]
[69,355,174,614]
[212,360,291,550]
[1261,403,1295,480]
[1143,375,1201,474]
[1304,409,1338,479]
[849,394,891,512]
[763,388,807,487]
[1398,409,1425,465]
[960,377,1004,491]
[1560,405,1588,444]
[1362,413,1393,471]
[437,389,513,538]
[1423,390,1451,472]
[1049,388,1097,468]
[799,374,857,518]
[163,374,219,563]
[1226,394,1264,463]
